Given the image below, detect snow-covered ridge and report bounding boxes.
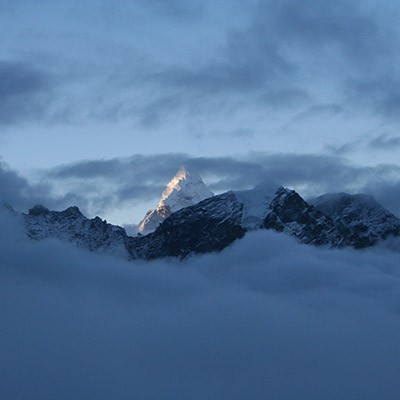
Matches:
[22,204,130,258]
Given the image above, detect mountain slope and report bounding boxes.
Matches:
[137,165,214,235]
[131,191,245,259]
[130,187,352,259]
[263,188,348,247]
[310,193,400,247]
[23,205,130,258]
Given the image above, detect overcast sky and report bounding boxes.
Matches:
[1,0,400,224]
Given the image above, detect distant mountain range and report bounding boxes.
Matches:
[9,166,400,260]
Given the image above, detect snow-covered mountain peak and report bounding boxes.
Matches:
[137,166,214,235]
[158,165,213,210]
[164,165,192,185]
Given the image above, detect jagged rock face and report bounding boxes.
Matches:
[17,186,400,262]
[23,205,130,258]
[263,188,347,247]
[137,166,214,235]
[130,192,245,259]
[310,193,400,248]
[131,187,356,259]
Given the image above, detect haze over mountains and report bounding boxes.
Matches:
[11,166,400,261]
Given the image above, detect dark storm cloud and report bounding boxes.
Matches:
[283,1,400,118]
[162,0,378,95]
[182,152,399,201]
[0,158,49,208]
[249,0,394,109]
[90,0,400,123]
[261,0,384,60]
[328,131,400,156]
[43,154,192,213]
[100,0,399,126]
[2,1,399,126]
[0,158,89,213]
[1,214,400,399]
[326,141,360,156]
[47,154,189,183]
[347,76,400,118]
[3,154,185,216]
[0,60,54,125]
[45,153,264,198]
[116,184,164,203]
[84,0,394,128]
[137,0,400,123]
[48,159,124,179]
[368,134,400,150]
[145,7,303,117]
[151,39,294,96]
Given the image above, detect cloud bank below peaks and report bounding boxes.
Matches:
[1,210,400,400]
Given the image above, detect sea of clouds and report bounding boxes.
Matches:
[1,209,400,400]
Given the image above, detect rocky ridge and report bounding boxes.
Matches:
[23,204,130,258]
[17,184,400,261]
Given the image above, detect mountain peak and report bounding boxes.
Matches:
[170,164,192,180]
[28,204,50,216]
[158,165,212,209]
[137,166,214,235]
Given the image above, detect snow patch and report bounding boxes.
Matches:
[234,185,275,230]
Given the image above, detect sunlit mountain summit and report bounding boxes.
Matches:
[137,165,214,235]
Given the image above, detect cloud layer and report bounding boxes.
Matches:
[0,60,55,125]
[3,151,400,224]
[37,152,400,222]
[2,0,400,128]
[1,210,400,399]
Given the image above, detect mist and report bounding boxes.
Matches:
[1,210,400,400]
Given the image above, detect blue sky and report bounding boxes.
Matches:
[1,0,400,225]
